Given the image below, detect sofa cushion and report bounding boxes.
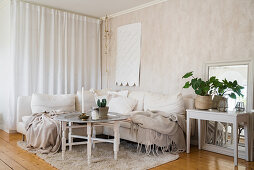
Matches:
[21,116,32,123]
[90,89,108,96]
[120,121,131,129]
[183,94,195,109]
[128,91,145,111]
[90,89,110,106]
[31,93,75,113]
[108,96,137,115]
[144,92,185,115]
[76,90,96,112]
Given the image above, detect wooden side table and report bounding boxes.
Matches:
[186,109,251,166]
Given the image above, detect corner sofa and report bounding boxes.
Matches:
[17,89,195,144]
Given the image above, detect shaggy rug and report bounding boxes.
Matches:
[18,140,179,170]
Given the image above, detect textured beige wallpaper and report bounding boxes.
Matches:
[101,0,254,96]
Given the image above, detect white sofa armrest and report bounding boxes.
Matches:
[17,96,32,122]
[183,96,195,109]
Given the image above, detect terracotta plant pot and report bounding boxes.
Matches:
[98,107,109,119]
[195,95,212,110]
[212,95,224,109]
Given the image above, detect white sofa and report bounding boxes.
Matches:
[17,90,195,143]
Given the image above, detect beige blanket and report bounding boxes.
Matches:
[130,111,186,154]
[25,111,62,154]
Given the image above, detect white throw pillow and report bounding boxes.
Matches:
[31,93,75,113]
[144,92,185,116]
[108,97,137,115]
[108,90,128,97]
[128,91,146,111]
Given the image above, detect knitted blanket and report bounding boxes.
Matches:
[130,111,186,154]
[24,111,62,154]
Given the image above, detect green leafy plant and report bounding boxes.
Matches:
[210,77,244,99]
[182,71,213,96]
[97,99,107,107]
[182,71,244,99]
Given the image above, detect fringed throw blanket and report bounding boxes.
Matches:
[130,111,186,154]
[24,111,62,154]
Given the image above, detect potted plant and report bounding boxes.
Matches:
[210,77,244,111]
[96,99,109,119]
[182,71,213,110]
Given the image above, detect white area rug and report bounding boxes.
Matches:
[18,140,179,170]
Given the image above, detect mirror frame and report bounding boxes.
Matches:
[204,59,254,112]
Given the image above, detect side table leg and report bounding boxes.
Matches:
[62,121,67,160]
[198,119,201,150]
[69,122,73,151]
[244,121,250,161]
[87,122,92,165]
[187,116,191,153]
[233,119,238,166]
[114,121,120,160]
[250,113,254,161]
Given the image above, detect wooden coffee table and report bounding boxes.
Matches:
[55,112,129,164]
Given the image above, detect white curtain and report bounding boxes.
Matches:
[8,0,101,131]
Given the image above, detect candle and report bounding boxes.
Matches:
[82,86,85,113]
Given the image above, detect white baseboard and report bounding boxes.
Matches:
[7,129,17,133]
[0,127,17,134]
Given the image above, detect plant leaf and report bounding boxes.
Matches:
[183,81,191,88]
[182,71,193,79]
[239,85,244,89]
[209,76,216,82]
[191,78,198,89]
[229,93,236,99]
[195,89,202,96]
[97,99,101,107]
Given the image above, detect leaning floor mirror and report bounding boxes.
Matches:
[204,60,254,155]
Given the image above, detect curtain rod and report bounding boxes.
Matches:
[20,0,100,20]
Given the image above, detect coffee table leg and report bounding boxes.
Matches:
[62,121,67,160]
[87,122,92,165]
[114,121,120,160]
[69,122,73,151]
[92,126,96,149]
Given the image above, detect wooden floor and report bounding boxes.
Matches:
[0,130,253,170]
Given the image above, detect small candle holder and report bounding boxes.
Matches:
[91,109,99,120]
[79,113,89,120]
[235,102,245,112]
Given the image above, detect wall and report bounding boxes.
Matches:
[0,0,10,131]
[101,0,254,99]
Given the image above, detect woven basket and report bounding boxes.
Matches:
[195,95,212,110]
